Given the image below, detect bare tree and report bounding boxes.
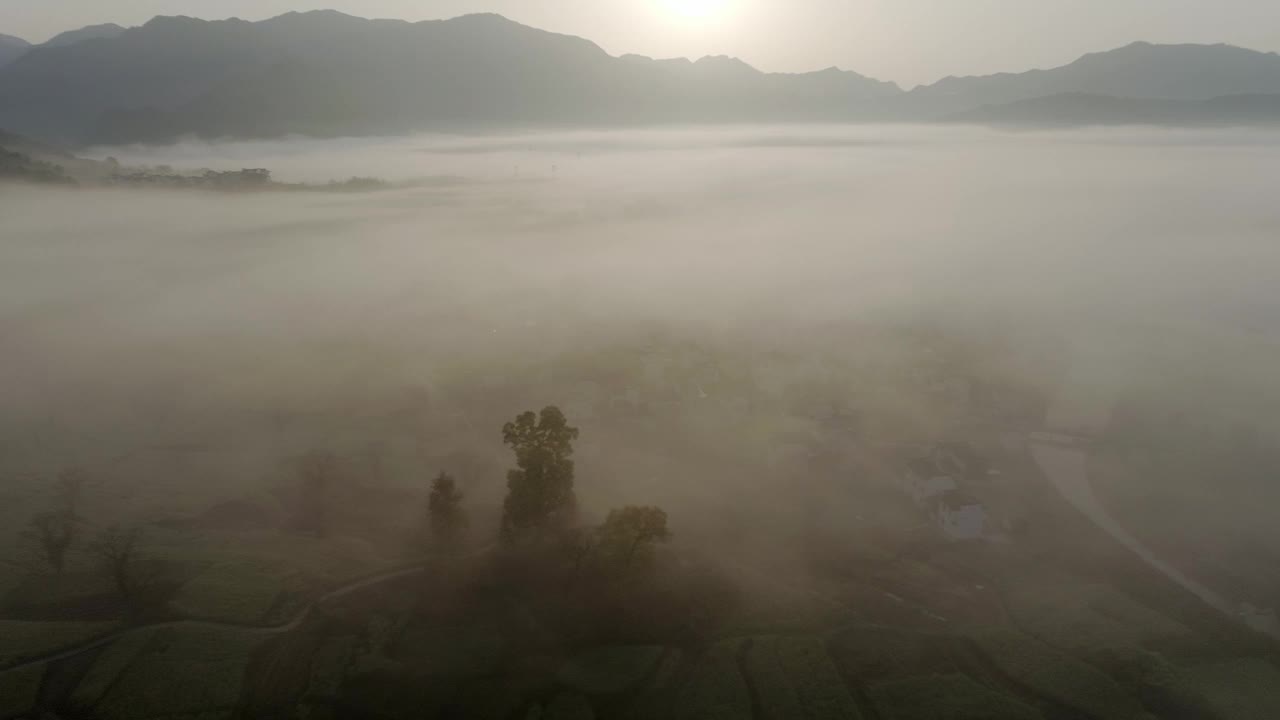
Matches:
[87,526,143,602]
[24,513,74,574]
[562,526,598,584]
[22,469,85,574]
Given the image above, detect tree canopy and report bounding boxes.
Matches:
[427,472,468,550]
[597,506,673,569]
[500,406,579,542]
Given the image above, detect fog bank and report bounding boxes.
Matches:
[5,124,1280,544]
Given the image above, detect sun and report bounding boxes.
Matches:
[661,0,731,21]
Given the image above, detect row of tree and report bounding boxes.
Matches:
[17,405,670,616]
[427,405,672,570]
[21,470,151,606]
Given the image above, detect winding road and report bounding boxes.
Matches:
[0,559,442,676]
[1028,432,1280,641]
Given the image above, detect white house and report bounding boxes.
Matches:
[903,458,957,504]
[903,447,990,540]
[937,491,987,541]
[1237,603,1280,635]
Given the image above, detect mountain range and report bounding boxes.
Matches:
[0,23,126,69]
[0,34,29,68]
[4,11,1280,146]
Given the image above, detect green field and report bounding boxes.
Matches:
[743,636,806,719]
[867,673,1043,720]
[543,691,596,720]
[744,635,862,720]
[1003,576,1188,651]
[89,625,266,720]
[0,619,118,666]
[446,675,536,720]
[67,628,160,711]
[390,619,506,676]
[774,635,862,720]
[972,628,1153,720]
[168,563,287,624]
[146,527,396,594]
[2,570,120,614]
[614,648,686,720]
[829,627,959,682]
[1183,658,1280,720]
[301,634,357,705]
[0,664,44,718]
[558,645,665,696]
[671,638,751,720]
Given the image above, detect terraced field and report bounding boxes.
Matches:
[66,628,161,712]
[745,635,862,720]
[542,691,596,720]
[671,638,752,720]
[2,570,122,618]
[86,626,267,720]
[5,615,1265,720]
[0,619,118,667]
[299,634,358,707]
[168,563,289,624]
[971,628,1155,720]
[1183,658,1280,720]
[390,618,507,676]
[866,673,1044,720]
[0,663,44,718]
[1003,574,1190,652]
[829,627,960,682]
[559,645,666,696]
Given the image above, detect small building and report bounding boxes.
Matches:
[937,490,987,541]
[932,441,988,482]
[1237,603,1280,635]
[903,457,958,504]
[902,443,992,541]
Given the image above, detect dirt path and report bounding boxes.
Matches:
[1028,433,1280,641]
[0,559,441,675]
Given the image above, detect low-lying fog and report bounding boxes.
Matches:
[4,124,1280,559]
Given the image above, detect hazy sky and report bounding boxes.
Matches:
[6,1,1280,87]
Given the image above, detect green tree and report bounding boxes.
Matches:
[597,506,672,569]
[500,406,579,542]
[427,472,468,550]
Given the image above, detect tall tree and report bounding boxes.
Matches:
[596,506,672,569]
[427,472,468,550]
[500,406,579,542]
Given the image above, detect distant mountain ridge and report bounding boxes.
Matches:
[0,23,128,69]
[0,11,899,145]
[897,41,1280,118]
[0,34,29,69]
[4,11,1280,144]
[948,91,1280,127]
[42,23,127,49]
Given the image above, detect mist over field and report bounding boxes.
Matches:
[12,2,1280,712]
[6,125,1280,525]
[9,123,1280,719]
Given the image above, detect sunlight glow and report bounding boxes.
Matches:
[660,0,732,22]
